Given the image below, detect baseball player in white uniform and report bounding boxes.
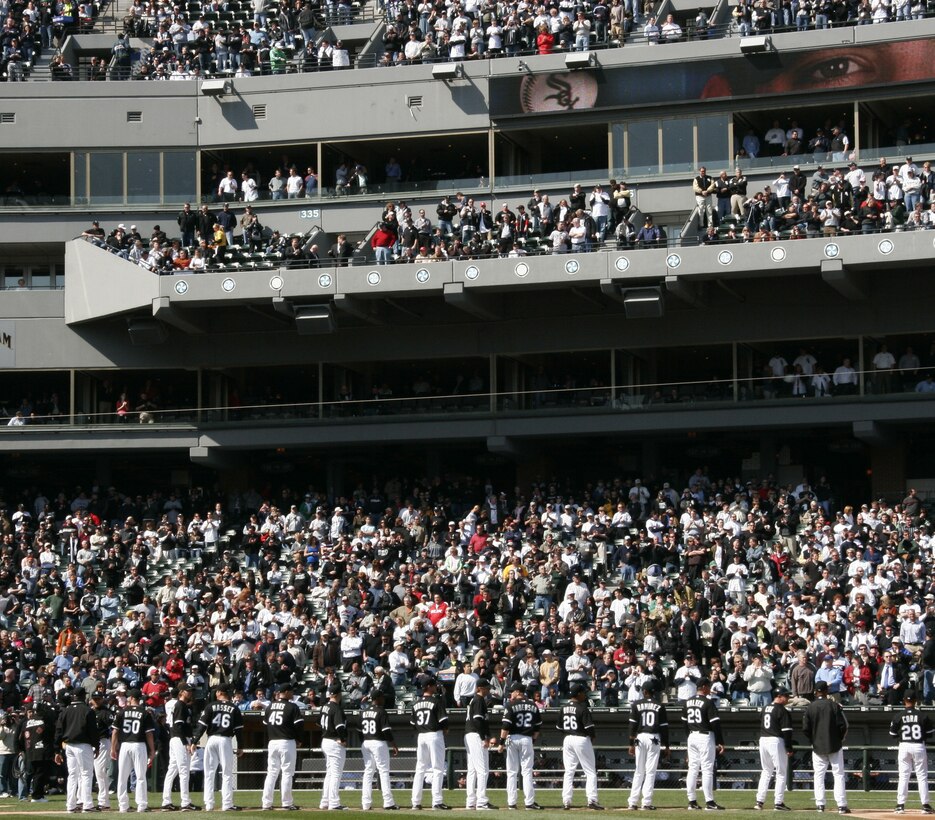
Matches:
[683,678,724,811]
[561,683,603,810]
[110,690,156,813]
[359,690,399,811]
[53,688,98,814]
[410,676,449,810]
[755,686,793,811]
[262,682,305,810]
[501,682,543,811]
[90,693,113,810]
[890,690,935,814]
[319,684,348,810]
[464,677,498,811]
[162,684,198,811]
[194,687,245,812]
[628,681,669,810]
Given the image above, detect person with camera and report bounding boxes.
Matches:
[17,697,55,802]
[55,687,99,813]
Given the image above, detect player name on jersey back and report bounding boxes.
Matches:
[411,698,447,732]
[265,701,304,741]
[503,700,541,736]
[631,699,668,734]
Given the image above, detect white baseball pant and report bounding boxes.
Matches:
[262,738,297,809]
[506,735,536,808]
[117,741,149,812]
[686,732,716,803]
[320,738,346,810]
[812,749,847,809]
[361,739,394,809]
[162,736,191,807]
[94,739,111,808]
[897,742,929,806]
[562,735,598,806]
[756,737,788,806]
[64,742,94,811]
[203,735,235,811]
[464,733,490,809]
[629,733,662,808]
[411,730,445,808]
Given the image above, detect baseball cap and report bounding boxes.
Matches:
[476,678,490,688]
[815,681,829,693]
[510,682,526,693]
[774,686,790,697]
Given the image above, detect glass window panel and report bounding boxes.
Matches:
[697,114,730,168]
[30,265,51,289]
[627,120,658,175]
[661,117,693,174]
[164,151,197,203]
[89,152,123,205]
[127,151,160,204]
[4,267,25,289]
[610,123,626,177]
[74,152,87,205]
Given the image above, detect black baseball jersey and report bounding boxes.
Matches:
[264,700,304,742]
[320,701,348,741]
[55,701,99,746]
[411,697,448,733]
[195,701,243,742]
[683,695,722,744]
[360,706,394,744]
[465,693,490,739]
[112,706,155,743]
[802,697,847,755]
[561,701,596,739]
[760,703,793,743]
[94,705,114,741]
[502,698,542,737]
[19,709,54,761]
[169,699,194,742]
[889,708,935,744]
[629,698,669,746]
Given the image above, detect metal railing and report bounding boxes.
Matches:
[2,363,930,430]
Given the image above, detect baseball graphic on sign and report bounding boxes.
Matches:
[520,72,599,113]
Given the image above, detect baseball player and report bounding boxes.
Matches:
[628,680,670,811]
[803,680,850,814]
[319,683,348,811]
[465,677,497,811]
[111,689,156,814]
[91,692,113,810]
[561,683,603,811]
[194,686,245,812]
[162,683,198,811]
[755,686,793,811]
[683,678,724,811]
[359,689,399,811]
[501,682,543,811]
[411,675,450,810]
[262,682,305,810]
[54,688,99,813]
[889,690,935,814]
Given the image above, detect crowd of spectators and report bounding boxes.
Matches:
[0,470,933,724]
[691,153,935,241]
[35,0,935,84]
[79,203,358,272]
[0,0,94,81]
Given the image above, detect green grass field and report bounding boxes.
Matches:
[0,790,915,818]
